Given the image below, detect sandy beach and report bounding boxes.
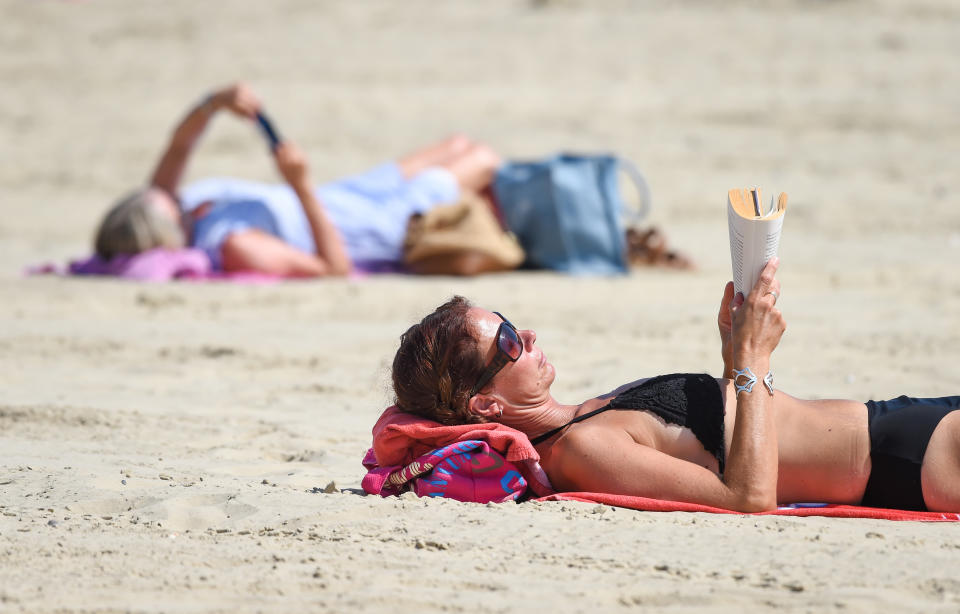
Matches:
[2,0,960,611]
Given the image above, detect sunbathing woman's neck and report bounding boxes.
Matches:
[498,396,581,442]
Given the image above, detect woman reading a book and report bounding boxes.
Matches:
[390,259,960,512]
[93,82,502,277]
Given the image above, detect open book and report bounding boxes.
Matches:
[727,187,787,295]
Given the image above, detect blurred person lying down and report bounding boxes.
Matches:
[94,83,501,277]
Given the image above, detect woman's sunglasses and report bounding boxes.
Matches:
[469,312,523,396]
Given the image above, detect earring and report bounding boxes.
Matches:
[497,409,503,418]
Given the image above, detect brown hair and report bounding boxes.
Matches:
[94,189,185,259]
[392,296,489,425]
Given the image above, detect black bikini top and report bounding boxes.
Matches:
[529,373,727,474]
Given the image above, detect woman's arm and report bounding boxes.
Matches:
[220,143,352,277]
[721,260,783,510]
[553,260,786,512]
[273,143,352,276]
[149,83,260,197]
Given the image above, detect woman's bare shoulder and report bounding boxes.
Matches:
[543,422,636,490]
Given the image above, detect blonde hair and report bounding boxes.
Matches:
[94,189,185,259]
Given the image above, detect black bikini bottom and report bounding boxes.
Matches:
[860,395,960,511]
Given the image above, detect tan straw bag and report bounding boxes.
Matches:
[403,192,525,276]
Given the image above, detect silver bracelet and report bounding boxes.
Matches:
[732,367,775,396]
[732,367,757,395]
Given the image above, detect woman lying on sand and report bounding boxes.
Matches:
[94,83,500,276]
[391,259,960,512]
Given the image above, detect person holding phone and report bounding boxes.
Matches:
[94,83,501,277]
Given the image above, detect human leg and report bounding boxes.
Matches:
[860,396,959,510]
[398,135,473,178]
[921,410,960,512]
[439,142,502,193]
[398,135,502,193]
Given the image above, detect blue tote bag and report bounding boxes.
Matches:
[492,154,651,275]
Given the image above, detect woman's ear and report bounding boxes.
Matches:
[468,394,503,420]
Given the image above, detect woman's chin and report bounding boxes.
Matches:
[543,362,557,385]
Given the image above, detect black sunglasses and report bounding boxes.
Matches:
[469,312,523,396]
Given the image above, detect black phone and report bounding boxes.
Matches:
[255,111,282,150]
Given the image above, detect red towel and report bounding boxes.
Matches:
[541,492,960,522]
[367,406,553,496]
[371,405,541,467]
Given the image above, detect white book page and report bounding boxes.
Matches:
[727,196,785,296]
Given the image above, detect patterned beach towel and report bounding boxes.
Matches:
[362,440,528,503]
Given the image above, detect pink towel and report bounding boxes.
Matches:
[540,492,960,522]
[25,248,390,282]
[362,440,529,503]
[66,248,215,280]
[364,406,554,499]
[371,405,542,467]
[26,248,278,282]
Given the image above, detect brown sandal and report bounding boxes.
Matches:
[625,226,695,270]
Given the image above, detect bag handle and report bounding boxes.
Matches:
[617,158,652,224]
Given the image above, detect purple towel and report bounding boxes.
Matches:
[67,248,214,280]
[26,248,403,282]
[28,248,274,282]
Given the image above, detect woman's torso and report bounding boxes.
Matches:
[180,178,317,269]
[179,165,459,269]
[537,376,872,505]
[759,387,871,503]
